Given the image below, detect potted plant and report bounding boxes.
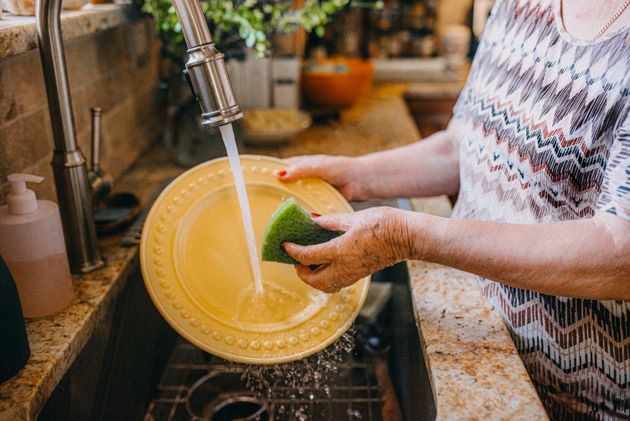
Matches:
[142,0,381,61]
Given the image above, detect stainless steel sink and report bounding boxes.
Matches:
[144,199,436,421]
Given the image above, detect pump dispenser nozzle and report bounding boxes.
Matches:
[7,174,44,215]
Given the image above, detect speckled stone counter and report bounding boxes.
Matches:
[0,4,137,60]
[408,199,548,420]
[0,84,547,420]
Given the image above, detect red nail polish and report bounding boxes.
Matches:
[311,212,321,218]
[278,170,287,177]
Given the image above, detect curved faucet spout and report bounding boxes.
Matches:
[36,0,242,273]
[37,0,104,274]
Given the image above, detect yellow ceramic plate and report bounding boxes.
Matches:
[140,155,369,364]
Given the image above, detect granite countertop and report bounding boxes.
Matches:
[0,4,137,60]
[408,201,547,420]
[0,84,547,420]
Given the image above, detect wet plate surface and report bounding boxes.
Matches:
[140,155,369,364]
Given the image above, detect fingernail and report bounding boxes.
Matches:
[310,212,321,218]
[277,170,287,177]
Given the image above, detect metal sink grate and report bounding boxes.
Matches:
[144,340,384,421]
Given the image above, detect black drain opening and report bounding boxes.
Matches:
[211,397,268,421]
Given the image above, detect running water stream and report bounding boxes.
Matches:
[219,123,264,294]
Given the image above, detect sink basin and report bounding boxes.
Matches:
[144,261,436,421]
[144,199,437,421]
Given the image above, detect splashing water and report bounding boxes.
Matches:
[236,329,356,419]
[219,124,264,294]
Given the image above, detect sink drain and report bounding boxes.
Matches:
[211,397,268,421]
[186,371,270,421]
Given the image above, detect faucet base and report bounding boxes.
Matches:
[73,257,106,274]
[52,150,105,274]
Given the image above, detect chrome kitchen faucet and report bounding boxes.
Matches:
[36,0,242,273]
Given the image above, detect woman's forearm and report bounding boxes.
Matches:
[356,128,460,199]
[406,211,630,300]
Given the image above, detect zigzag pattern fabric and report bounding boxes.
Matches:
[450,0,630,418]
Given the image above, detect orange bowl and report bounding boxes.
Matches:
[301,58,374,109]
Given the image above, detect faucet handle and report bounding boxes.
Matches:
[90,107,102,173]
[88,107,113,203]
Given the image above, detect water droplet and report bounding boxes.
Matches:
[347,407,363,419]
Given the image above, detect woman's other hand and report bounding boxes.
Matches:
[276,155,372,201]
[283,207,420,293]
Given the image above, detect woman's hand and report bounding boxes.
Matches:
[276,128,462,201]
[283,207,417,293]
[276,155,373,201]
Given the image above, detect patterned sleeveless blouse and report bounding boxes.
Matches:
[450,0,630,419]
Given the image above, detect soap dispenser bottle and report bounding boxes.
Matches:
[0,174,73,318]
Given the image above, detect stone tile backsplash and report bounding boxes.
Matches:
[0,18,162,204]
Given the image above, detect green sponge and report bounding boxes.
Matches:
[261,198,342,264]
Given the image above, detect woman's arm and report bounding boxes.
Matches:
[284,209,630,300]
[418,211,630,300]
[278,126,460,201]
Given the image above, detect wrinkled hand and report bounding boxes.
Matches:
[276,155,372,201]
[283,207,413,293]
